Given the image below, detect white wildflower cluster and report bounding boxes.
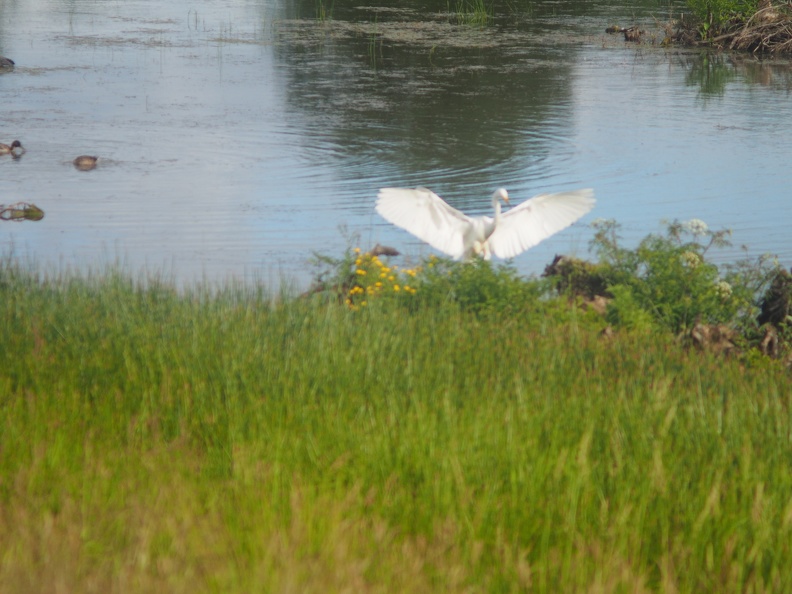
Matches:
[714,280,733,300]
[683,218,709,236]
[680,251,701,268]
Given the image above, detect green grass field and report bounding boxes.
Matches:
[1,262,791,592]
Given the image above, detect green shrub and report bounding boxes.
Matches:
[409,256,545,316]
[313,218,780,340]
[590,218,775,333]
[685,0,759,37]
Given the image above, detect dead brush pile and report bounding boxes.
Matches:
[727,2,792,52]
[670,1,792,53]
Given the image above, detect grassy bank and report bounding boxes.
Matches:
[1,261,791,593]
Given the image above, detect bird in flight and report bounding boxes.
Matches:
[375,186,595,260]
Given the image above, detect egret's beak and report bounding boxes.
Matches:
[494,188,510,207]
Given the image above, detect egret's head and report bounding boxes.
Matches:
[493,188,510,205]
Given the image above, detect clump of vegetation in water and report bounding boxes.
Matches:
[449,0,493,26]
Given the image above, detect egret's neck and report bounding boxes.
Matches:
[492,194,503,223]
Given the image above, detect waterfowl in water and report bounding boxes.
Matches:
[73,155,98,170]
[0,140,24,155]
[0,56,14,70]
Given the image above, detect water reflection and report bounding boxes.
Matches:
[683,53,739,96]
[679,52,792,96]
[274,16,579,206]
[0,0,790,287]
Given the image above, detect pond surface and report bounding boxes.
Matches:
[1,0,791,289]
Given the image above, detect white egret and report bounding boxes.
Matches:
[375,186,595,260]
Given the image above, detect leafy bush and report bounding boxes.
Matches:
[590,218,776,334]
[312,218,782,345]
[408,256,546,316]
[685,0,759,37]
[309,247,420,310]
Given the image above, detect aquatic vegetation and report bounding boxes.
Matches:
[315,0,334,21]
[449,0,494,26]
[367,20,383,67]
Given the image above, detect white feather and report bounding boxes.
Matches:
[488,189,595,259]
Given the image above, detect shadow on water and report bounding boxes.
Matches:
[0,0,791,287]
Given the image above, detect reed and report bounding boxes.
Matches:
[450,0,493,26]
[1,261,791,592]
[316,0,334,22]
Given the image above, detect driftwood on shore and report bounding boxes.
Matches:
[668,1,792,54]
[727,3,792,53]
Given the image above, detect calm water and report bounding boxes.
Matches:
[1,0,791,288]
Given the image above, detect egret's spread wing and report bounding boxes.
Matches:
[376,187,472,259]
[488,189,595,259]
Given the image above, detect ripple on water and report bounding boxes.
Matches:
[1,0,792,289]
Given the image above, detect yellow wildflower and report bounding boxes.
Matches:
[356,269,366,276]
[393,285,400,292]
